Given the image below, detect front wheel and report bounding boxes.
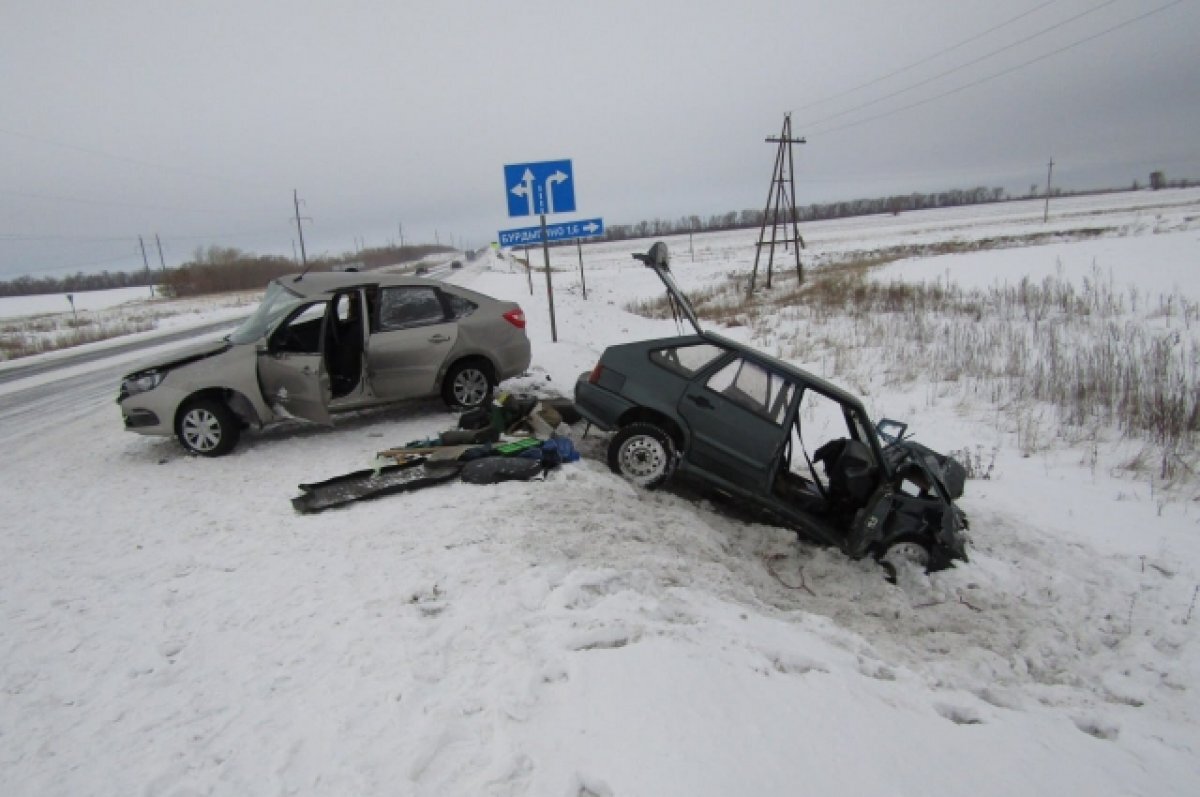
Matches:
[877,539,931,584]
[607,422,676,489]
[442,360,494,409]
[176,398,240,457]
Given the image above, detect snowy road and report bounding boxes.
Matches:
[0,317,244,446]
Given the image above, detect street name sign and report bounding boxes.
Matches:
[498,218,604,248]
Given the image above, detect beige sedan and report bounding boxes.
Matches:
[118,272,531,456]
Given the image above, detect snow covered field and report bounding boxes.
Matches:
[3,189,1200,795]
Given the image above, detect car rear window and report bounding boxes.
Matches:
[649,343,723,376]
[442,292,478,319]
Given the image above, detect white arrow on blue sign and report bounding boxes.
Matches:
[504,159,576,217]
[498,218,604,248]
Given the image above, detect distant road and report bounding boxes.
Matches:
[0,315,245,387]
[0,316,246,443]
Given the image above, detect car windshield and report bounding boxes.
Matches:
[229,281,307,344]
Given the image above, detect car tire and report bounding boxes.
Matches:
[607,422,676,489]
[176,397,241,457]
[442,360,494,409]
[877,538,931,584]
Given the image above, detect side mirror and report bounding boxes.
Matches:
[632,241,670,271]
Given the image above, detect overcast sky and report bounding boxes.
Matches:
[2,0,1197,280]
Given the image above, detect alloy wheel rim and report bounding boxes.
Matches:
[454,370,489,405]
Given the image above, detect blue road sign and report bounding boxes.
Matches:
[504,159,576,217]
[498,217,604,248]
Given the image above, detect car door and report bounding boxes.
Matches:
[257,301,333,424]
[677,355,795,494]
[368,285,459,399]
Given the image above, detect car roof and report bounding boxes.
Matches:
[633,330,870,413]
[277,271,454,298]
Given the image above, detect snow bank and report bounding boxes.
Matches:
[3,194,1200,796]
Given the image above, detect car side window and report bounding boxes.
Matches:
[442,291,478,320]
[379,287,447,331]
[650,343,723,376]
[273,302,326,353]
[705,357,794,425]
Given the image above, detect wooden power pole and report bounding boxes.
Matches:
[748,113,806,293]
[293,189,310,267]
[1043,157,1054,223]
[138,236,154,298]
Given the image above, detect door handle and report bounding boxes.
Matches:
[428,334,451,343]
[687,394,714,409]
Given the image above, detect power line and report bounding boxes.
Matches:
[3,251,142,277]
[0,188,227,215]
[0,227,289,244]
[800,0,1124,130]
[0,233,138,243]
[807,0,1187,137]
[0,125,267,191]
[794,0,1063,114]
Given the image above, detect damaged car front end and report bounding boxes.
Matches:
[574,242,970,575]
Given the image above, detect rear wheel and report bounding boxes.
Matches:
[442,360,494,409]
[176,398,240,457]
[607,422,676,489]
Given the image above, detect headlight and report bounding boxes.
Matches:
[121,369,166,397]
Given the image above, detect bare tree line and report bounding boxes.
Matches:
[0,243,452,298]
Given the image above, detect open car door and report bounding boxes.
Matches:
[257,301,333,424]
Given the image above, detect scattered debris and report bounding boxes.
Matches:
[292,394,581,513]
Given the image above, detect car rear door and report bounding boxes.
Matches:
[367,285,459,399]
[257,301,333,424]
[677,355,795,494]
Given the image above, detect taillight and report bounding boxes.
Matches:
[503,308,526,329]
[588,363,603,384]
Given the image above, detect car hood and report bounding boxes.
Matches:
[122,337,233,377]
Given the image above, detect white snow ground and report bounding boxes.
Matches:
[2,190,1200,796]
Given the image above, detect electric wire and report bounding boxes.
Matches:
[799,0,1125,130]
[794,0,1063,113]
[0,125,268,192]
[807,0,1187,137]
[0,188,227,215]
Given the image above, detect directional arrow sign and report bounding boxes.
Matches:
[504,159,576,217]
[498,217,604,248]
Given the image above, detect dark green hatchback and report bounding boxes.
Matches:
[575,243,969,577]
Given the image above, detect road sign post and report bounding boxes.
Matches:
[504,159,598,343]
[539,214,558,342]
[577,238,587,301]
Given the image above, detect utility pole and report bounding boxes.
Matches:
[292,189,310,267]
[154,234,167,276]
[748,113,806,293]
[138,236,154,298]
[1043,157,1054,223]
[398,222,405,249]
